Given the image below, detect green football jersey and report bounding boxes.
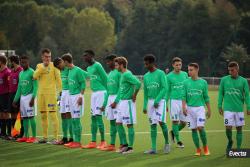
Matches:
[143,69,168,110]
[68,66,86,95]
[218,75,250,112]
[87,61,107,92]
[14,68,38,102]
[183,78,209,107]
[166,71,188,101]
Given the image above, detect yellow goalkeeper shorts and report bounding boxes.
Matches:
[37,94,57,112]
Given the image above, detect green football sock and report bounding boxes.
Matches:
[192,130,200,149]
[236,130,243,149]
[199,128,207,146]
[160,123,169,144]
[62,118,67,138]
[172,124,180,142]
[72,118,82,143]
[128,126,135,148]
[29,117,36,137]
[91,116,97,142]
[68,118,73,139]
[96,115,105,141]
[23,119,29,138]
[226,129,233,149]
[117,124,127,145]
[151,124,157,151]
[178,124,185,131]
[110,120,117,145]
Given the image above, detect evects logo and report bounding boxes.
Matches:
[21,80,30,86]
[68,79,76,85]
[107,79,116,86]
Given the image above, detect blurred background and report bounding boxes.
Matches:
[0,0,250,77]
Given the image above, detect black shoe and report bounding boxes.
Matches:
[170,130,175,143]
[68,138,73,143]
[122,147,134,154]
[176,141,184,148]
[58,137,68,145]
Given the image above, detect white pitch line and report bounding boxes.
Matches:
[35,130,250,138]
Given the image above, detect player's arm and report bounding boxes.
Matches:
[143,77,148,114]
[13,75,22,107]
[54,68,62,94]
[77,69,86,106]
[182,82,187,116]
[165,75,170,103]
[112,74,122,108]
[203,81,211,119]
[97,63,108,89]
[128,74,141,102]
[218,78,224,116]
[33,64,45,80]
[30,76,38,107]
[154,73,168,108]
[243,79,250,115]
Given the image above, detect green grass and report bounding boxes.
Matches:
[1,90,250,167]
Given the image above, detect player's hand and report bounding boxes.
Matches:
[100,106,105,112]
[111,102,117,109]
[219,108,223,116]
[12,102,17,108]
[77,96,83,106]
[206,110,211,119]
[183,107,187,116]
[132,94,137,102]
[29,98,35,107]
[143,109,147,114]
[154,103,159,109]
[247,110,250,115]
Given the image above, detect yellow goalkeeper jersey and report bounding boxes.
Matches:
[33,62,62,95]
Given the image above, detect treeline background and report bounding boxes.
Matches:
[0,0,250,76]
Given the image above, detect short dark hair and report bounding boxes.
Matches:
[228,61,239,69]
[188,62,199,69]
[20,55,29,60]
[114,56,128,68]
[105,54,117,61]
[0,55,7,65]
[144,54,156,64]
[53,57,62,68]
[41,48,51,55]
[61,53,73,63]
[172,57,182,64]
[9,55,20,64]
[84,50,95,57]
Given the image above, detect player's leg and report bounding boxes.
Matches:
[46,94,59,144]
[144,100,157,154]
[235,112,244,149]
[224,111,234,150]
[197,107,209,156]
[66,112,73,143]
[122,100,136,154]
[67,94,83,148]
[101,96,117,151]
[187,107,201,156]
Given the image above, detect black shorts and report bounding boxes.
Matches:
[0,93,9,112]
[9,92,19,113]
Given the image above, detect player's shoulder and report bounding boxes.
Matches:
[156,69,165,75]
[199,78,208,84]
[166,71,174,77]
[94,61,103,67]
[181,71,188,76]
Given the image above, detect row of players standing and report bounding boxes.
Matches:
[0,48,249,156]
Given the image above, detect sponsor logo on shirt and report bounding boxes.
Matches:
[21,80,30,86]
[69,79,76,85]
[12,79,17,85]
[147,82,160,89]
[107,79,116,86]
[225,88,241,96]
[0,78,3,84]
[172,82,184,89]
[187,89,203,96]
[90,75,97,80]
